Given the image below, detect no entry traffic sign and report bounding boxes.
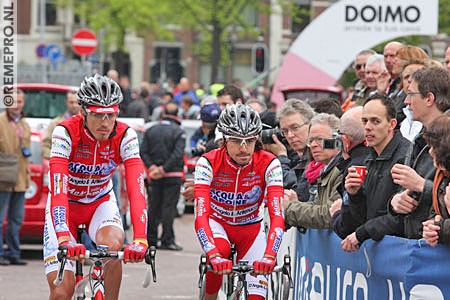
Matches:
[71,28,98,56]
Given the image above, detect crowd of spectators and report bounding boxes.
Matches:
[114,41,450,253]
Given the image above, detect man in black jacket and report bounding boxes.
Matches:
[341,94,411,252]
[389,66,450,238]
[141,102,186,251]
[330,106,370,238]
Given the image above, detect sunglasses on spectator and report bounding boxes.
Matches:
[355,64,366,70]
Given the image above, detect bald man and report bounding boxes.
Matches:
[383,41,404,95]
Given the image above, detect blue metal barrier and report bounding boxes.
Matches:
[293,229,447,300]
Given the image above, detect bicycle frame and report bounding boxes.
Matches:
[75,245,112,300]
[198,254,293,300]
[53,225,157,300]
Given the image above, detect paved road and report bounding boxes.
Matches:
[0,214,203,299]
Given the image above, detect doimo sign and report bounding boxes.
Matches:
[345,5,420,23]
[271,0,438,104]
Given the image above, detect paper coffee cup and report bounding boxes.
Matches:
[354,166,367,182]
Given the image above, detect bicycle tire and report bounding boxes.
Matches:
[73,276,89,300]
[280,274,290,300]
[229,281,245,300]
[198,275,206,300]
[269,272,279,300]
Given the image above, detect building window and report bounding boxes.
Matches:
[150,47,183,83]
[37,0,57,26]
[243,7,258,27]
[292,1,311,34]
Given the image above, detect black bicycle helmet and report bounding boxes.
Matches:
[217,103,262,137]
[77,74,123,107]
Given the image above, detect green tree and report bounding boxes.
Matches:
[59,0,302,84]
[58,0,173,49]
[173,0,268,83]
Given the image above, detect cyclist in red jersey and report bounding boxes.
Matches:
[194,103,285,300]
[43,74,148,300]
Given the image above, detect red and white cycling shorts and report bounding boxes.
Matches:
[43,190,123,275]
[206,218,269,297]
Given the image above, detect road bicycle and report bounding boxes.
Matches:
[53,226,157,300]
[198,253,293,300]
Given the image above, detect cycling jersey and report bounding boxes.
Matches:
[194,147,285,259]
[49,115,147,242]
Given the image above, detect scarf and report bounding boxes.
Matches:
[432,169,450,216]
[304,160,325,183]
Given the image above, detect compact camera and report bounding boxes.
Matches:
[22,147,31,157]
[261,128,285,144]
[322,133,343,150]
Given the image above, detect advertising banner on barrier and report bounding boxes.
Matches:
[294,230,447,299]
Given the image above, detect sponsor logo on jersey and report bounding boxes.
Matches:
[53,134,71,145]
[52,206,69,233]
[52,150,70,159]
[77,143,93,154]
[211,181,230,188]
[211,186,261,205]
[123,141,139,153]
[75,153,90,159]
[62,174,68,194]
[197,197,206,217]
[271,227,284,253]
[272,197,282,217]
[69,160,117,175]
[197,228,215,253]
[53,173,62,195]
[69,176,109,186]
[242,174,261,181]
[267,164,283,180]
[211,202,259,217]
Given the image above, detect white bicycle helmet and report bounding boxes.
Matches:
[77,74,123,107]
[217,103,262,137]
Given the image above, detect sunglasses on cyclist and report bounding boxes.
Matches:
[85,105,119,121]
[224,136,258,147]
[85,110,119,121]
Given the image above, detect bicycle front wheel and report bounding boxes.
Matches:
[229,281,246,300]
[279,274,290,300]
[198,274,206,300]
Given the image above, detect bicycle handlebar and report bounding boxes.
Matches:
[53,245,157,288]
[198,254,293,289]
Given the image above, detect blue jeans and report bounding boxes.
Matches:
[0,191,26,259]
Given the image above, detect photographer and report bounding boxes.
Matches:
[263,99,315,200]
[190,103,222,156]
[283,113,343,229]
[183,103,222,203]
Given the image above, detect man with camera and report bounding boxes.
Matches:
[0,90,31,266]
[190,103,222,157]
[262,99,315,195]
[282,113,343,229]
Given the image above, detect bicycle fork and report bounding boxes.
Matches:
[91,261,105,299]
